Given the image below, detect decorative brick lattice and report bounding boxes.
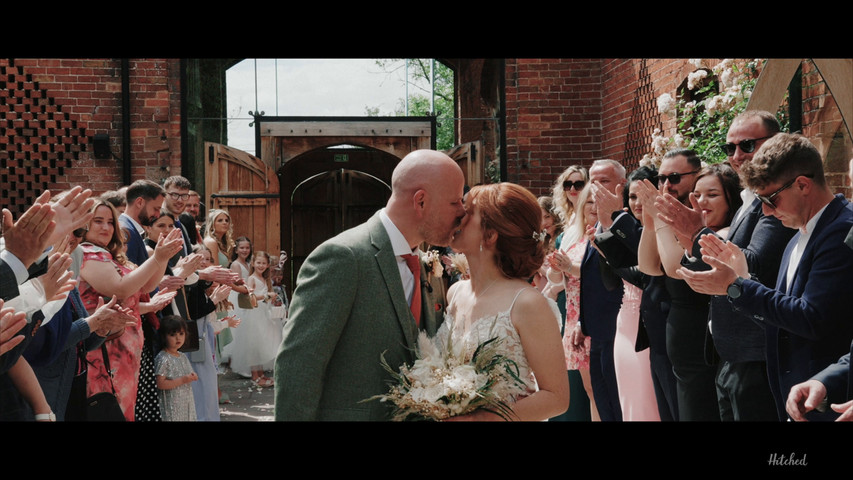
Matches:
[0,59,87,215]
[623,59,660,171]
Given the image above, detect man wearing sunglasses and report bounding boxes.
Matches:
[663,111,794,421]
[680,133,853,421]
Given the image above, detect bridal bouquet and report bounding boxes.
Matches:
[365,328,528,421]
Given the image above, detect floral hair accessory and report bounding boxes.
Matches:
[532,230,548,243]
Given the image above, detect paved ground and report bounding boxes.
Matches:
[217,367,276,421]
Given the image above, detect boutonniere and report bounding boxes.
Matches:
[423,250,444,278]
[441,252,470,280]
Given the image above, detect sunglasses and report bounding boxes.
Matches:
[72,227,88,238]
[721,136,773,156]
[756,174,813,209]
[562,180,586,191]
[655,169,700,186]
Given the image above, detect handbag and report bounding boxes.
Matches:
[85,344,126,421]
[237,292,257,309]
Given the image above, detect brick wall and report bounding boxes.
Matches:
[505,58,850,199]
[0,58,182,214]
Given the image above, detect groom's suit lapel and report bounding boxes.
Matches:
[368,215,418,353]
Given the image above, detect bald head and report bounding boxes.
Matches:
[386,149,466,248]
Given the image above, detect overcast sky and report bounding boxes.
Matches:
[226,58,418,154]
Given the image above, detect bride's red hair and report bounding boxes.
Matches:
[467,182,546,279]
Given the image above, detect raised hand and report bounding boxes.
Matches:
[656,191,704,248]
[0,300,28,356]
[198,265,240,284]
[592,181,624,229]
[147,289,178,312]
[37,252,76,302]
[48,186,95,245]
[153,228,184,264]
[208,283,232,304]
[2,191,56,268]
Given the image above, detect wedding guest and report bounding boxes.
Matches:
[77,200,183,421]
[679,133,853,421]
[568,159,626,421]
[547,184,598,421]
[593,165,678,421]
[442,182,569,421]
[657,110,790,421]
[275,149,465,421]
[101,190,127,215]
[636,150,726,421]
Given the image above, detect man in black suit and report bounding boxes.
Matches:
[659,111,794,421]
[680,133,853,421]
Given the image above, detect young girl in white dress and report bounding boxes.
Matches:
[441,182,570,421]
[228,251,282,387]
[222,236,252,366]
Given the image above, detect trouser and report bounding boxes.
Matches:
[666,317,720,421]
[649,348,679,421]
[716,360,780,421]
[589,338,622,421]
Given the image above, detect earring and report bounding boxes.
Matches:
[479,242,483,252]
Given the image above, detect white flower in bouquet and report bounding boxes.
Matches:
[363,327,528,421]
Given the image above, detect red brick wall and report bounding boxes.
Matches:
[0,58,182,213]
[504,59,603,195]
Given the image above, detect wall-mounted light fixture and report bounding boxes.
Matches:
[93,133,113,160]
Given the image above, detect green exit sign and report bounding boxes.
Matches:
[334,154,349,163]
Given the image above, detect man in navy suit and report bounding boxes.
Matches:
[680,133,853,421]
[659,111,794,421]
[569,159,626,421]
[119,180,165,267]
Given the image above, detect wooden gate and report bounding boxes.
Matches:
[204,142,280,257]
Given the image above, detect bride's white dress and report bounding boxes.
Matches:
[435,287,561,401]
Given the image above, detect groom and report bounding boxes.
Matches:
[274,149,466,421]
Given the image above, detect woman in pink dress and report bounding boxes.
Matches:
[547,178,600,422]
[610,169,661,421]
[77,200,183,420]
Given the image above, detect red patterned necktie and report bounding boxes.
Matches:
[401,253,421,326]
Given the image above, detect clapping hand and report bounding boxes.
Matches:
[37,252,76,302]
[208,283,232,304]
[158,275,185,292]
[148,288,178,312]
[152,228,184,264]
[173,253,203,279]
[656,191,704,248]
[677,233,746,295]
[591,181,624,229]
[0,300,27,357]
[198,265,240,284]
[47,186,95,246]
[88,296,137,337]
[2,191,56,268]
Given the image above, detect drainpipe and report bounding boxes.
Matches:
[121,59,131,185]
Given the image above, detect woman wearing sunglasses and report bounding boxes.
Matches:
[637,160,742,421]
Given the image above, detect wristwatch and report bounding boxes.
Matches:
[726,276,746,300]
[34,411,56,422]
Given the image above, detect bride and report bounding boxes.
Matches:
[441,182,570,421]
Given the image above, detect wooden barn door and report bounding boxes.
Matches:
[289,168,390,286]
[204,142,280,257]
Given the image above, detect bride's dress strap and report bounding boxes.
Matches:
[509,287,536,311]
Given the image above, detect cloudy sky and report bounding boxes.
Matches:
[226,58,422,154]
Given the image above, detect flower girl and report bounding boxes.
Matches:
[228,251,283,387]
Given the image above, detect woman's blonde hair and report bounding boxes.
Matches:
[561,184,595,246]
[204,209,235,259]
[552,165,589,226]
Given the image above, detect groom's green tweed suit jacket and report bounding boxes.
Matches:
[274,212,446,421]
